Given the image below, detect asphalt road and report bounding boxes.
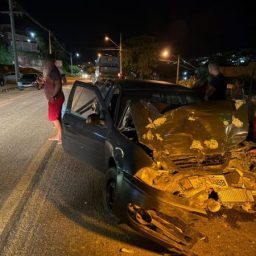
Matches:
[0,85,166,256]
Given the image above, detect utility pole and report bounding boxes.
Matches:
[176,54,180,84]
[8,0,20,85]
[119,33,122,77]
[70,53,73,75]
[48,30,52,54]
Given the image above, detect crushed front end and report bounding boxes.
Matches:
[115,100,256,254]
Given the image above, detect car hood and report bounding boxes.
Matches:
[130,100,248,157]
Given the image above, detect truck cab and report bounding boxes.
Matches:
[94,54,119,83]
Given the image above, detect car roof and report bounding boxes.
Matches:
[117,79,194,93]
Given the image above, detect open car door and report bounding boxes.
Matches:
[62,81,112,171]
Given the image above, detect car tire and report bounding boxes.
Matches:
[103,167,118,218]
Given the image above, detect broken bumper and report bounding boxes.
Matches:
[113,173,206,253]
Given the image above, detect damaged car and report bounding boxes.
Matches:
[62,80,256,254]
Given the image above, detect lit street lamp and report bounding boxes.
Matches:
[105,34,122,77]
[30,31,36,38]
[161,49,170,59]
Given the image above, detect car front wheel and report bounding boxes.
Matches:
[103,167,117,217]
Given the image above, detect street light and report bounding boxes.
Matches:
[161,49,170,59]
[160,49,180,84]
[30,31,36,38]
[70,52,80,75]
[105,34,122,77]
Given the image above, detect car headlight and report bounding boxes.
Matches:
[82,74,89,79]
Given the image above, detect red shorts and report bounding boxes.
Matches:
[48,96,64,121]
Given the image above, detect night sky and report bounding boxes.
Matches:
[1,0,255,61]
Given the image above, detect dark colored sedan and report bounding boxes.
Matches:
[62,79,256,254]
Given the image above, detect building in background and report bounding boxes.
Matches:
[0,24,43,70]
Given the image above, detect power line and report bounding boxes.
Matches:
[12,0,71,56]
[181,57,197,69]
[51,33,70,56]
[15,2,49,33]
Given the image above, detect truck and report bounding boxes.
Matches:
[93,54,119,83]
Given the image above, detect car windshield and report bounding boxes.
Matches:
[118,90,201,121]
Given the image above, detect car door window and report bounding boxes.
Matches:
[119,103,134,131]
[71,85,104,123]
[118,101,140,143]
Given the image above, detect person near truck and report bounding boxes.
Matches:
[205,62,227,100]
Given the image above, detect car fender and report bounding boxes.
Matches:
[105,132,153,176]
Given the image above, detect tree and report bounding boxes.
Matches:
[123,35,160,78]
[0,41,12,65]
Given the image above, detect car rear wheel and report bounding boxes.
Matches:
[103,167,117,217]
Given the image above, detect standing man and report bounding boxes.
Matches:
[38,53,65,144]
[193,66,209,101]
[205,62,227,100]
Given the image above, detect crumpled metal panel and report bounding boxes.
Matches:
[130,100,248,157]
[132,100,256,213]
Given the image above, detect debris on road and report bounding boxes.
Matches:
[120,248,134,253]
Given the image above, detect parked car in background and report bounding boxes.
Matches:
[17,73,40,88]
[0,73,4,86]
[62,79,256,254]
[3,72,16,84]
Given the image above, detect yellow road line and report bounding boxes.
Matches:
[0,140,54,235]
